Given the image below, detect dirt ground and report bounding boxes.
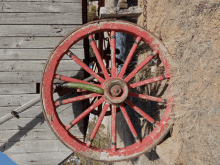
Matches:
[137,0,220,164]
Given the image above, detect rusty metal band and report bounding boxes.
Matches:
[58,75,62,80]
[163,99,167,104]
[149,53,155,57]
[69,122,74,128]
[89,38,95,43]
[59,100,63,106]
[152,120,156,125]
[162,75,166,80]
[112,142,116,146]
[67,52,74,58]
[89,138,93,142]
[110,35,116,39]
[134,40,140,44]
[134,136,139,142]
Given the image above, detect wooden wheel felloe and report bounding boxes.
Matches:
[41,20,173,162]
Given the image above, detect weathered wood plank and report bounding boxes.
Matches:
[0,84,36,94]
[0,94,40,106]
[100,6,142,19]
[0,72,42,83]
[0,83,84,96]
[0,102,84,118]
[0,2,82,13]
[0,37,83,49]
[0,105,80,118]
[0,117,83,135]
[0,92,85,106]
[0,25,80,37]
[0,49,84,60]
[0,94,71,107]
[0,0,81,2]
[0,106,42,117]
[0,129,57,141]
[6,152,73,165]
[0,128,83,142]
[1,140,73,153]
[0,117,48,130]
[0,71,84,83]
[0,13,82,24]
[0,60,81,72]
[1,116,80,131]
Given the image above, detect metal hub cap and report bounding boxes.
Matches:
[103,78,128,104]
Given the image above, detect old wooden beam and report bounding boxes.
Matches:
[100,6,142,19]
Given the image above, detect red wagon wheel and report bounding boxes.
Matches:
[41,20,173,162]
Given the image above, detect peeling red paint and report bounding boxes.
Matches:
[41,20,173,162]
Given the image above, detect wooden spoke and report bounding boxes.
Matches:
[124,50,158,82]
[110,31,117,77]
[55,74,102,88]
[118,36,141,78]
[119,103,141,143]
[86,103,110,147]
[128,92,167,103]
[125,99,156,124]
[129,74,171,89]
[89,35,110,79]
[55,93,101,107]
[66,51,105,83]
[65,97,104,131]
[111,105,117,151]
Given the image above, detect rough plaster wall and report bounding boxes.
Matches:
[138,0,220,164]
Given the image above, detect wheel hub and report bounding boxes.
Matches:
[110,85,122,97]
[103,78,128,104]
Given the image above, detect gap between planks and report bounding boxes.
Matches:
[0,25,81,37]
[0,13,82,24]
[0,71,84,83]
[0,49,84,60]
[0,37,83,49]
[0,2,82,13]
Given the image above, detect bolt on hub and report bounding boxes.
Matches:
[103,78,128,104]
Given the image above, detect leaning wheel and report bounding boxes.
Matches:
[41,20,173,162]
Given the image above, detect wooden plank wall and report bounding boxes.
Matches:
[0,0,85,164]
